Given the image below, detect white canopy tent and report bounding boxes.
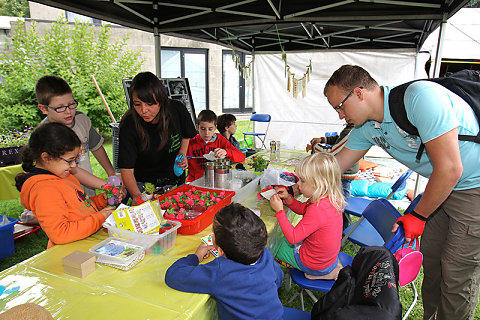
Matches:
[253,49,429,150]
[421,8,480,68]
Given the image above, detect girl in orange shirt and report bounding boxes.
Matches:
[16,122,116,248]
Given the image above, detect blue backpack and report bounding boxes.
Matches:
[388,70,480,161]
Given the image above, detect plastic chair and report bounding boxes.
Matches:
[383,221,422,320]
[341,169,414,250]
[345,169,413,218]
[287,252,354,311]
[387,196,423,320]
[342,193,421,249]
[342,194,422,247]
[242,113,271,149]
[283,306,310,319]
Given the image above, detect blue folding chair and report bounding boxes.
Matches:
[342,169,413,250]
[345,169,413,218]
[242,113,271,149]
[342,193,422,249]
[287,252,354,311]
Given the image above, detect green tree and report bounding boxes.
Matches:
[0,0,30,17]
[0,18,144,134]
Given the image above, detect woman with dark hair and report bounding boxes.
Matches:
[16,122,115,248]
[118,72,197,205]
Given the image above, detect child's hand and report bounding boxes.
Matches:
[118,185,126,202]
[270,194,284,213]
[274,186,293,202]
[100,206,115,219]
[213,148,227,159]
[195,243,215,263]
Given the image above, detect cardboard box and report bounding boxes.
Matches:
[62,251,96,278]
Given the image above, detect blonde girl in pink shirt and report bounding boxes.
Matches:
[270,152,345,280]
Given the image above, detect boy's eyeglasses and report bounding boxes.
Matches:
[60,155,80,166]
[46,100,78,113]
[333,87,363,113]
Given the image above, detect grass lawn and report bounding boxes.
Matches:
[2,120,478,318]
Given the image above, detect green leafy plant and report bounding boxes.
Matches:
[247,156,269,172]
[0,0,30,17]
[144,182,155,195]
[0,18,144,134]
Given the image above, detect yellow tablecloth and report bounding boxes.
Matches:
[0,164,22,200]
[0,149,309,319]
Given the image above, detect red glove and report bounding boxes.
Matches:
[395,210,428,241]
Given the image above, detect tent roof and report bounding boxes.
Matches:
[31,0,469,52]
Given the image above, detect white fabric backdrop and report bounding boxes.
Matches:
[252,49,428,150]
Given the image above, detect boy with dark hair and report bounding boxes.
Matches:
[217,113,240,150]
[36,75,116,197]
[186,110,245,182]
[165,203,284,320]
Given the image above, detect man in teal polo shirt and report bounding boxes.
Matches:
[324,65,480,320]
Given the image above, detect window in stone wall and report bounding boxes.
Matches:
[222,50,252,114]
[161,48,208,112]
[65,11,102,25]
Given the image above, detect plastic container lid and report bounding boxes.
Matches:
[89,237,145,269]
[103,220,181,252]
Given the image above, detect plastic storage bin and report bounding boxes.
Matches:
[103,220,181,255]
[89,237,145,271]
[0,215,18,259]
[156,185,235,235]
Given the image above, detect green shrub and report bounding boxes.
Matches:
[0,18,144,134]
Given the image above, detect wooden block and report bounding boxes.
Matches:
[62,251,96,278]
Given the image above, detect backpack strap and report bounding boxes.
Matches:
[389,81,425,162]
[389,81,419,136]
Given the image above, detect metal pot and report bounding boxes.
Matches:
[214,158,230,167]
[204,161,215,188]
[214,164,230,189]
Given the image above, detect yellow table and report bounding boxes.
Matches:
[0,149,309,319]
[0,164,22,200]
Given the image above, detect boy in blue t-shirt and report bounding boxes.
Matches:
[165,203,284,320]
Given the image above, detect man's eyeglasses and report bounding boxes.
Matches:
[46,100,78,113]
[333,87,363,113]
[60,155,80,166]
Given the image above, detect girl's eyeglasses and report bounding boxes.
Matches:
[60,155,80,166]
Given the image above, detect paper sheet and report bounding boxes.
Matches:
[260,189,276,200]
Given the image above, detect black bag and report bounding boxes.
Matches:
[311,246,402,320]
[388,70,480,161]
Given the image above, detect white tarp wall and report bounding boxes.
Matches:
[253,49,428,150]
